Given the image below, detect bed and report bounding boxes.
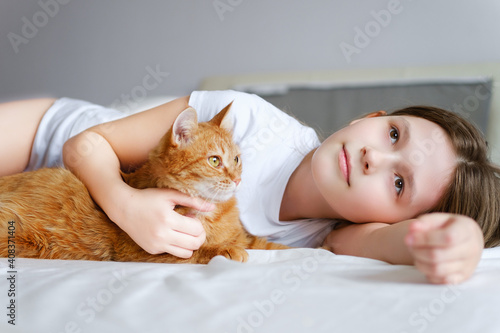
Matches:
[2,63,500,333]
[2,248,500,332]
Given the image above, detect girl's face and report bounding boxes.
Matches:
[311,113,457,223]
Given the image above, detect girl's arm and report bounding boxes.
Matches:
[63,96,214,258]
[323,213,484,284]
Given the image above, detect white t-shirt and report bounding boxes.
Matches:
[25,97,126,171]
[189,90,334,247]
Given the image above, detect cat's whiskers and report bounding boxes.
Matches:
[195,177,237,204]
[192,183,226,220]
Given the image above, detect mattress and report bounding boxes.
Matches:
[1,247,500,332]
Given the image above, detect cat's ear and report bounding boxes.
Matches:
[171,107,198,147]
[210,101,234,132]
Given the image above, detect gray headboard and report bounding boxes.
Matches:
[239,78,492,138]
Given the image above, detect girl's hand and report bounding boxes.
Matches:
[115,187,215,258]
[405,213,484,284]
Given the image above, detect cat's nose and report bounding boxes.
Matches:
[233,178,241,186]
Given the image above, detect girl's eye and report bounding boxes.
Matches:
[208,156,221,167]
[389,126,399,144]
[234,156,240,165]
[394,175,404,196]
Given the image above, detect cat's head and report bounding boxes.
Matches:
[150,102,242,203]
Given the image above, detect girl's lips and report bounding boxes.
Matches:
[339,145,350,185]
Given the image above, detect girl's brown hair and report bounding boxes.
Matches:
[390,106,500,248]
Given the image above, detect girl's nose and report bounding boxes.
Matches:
[361,146,392,174]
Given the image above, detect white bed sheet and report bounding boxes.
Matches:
[1,247,500,333]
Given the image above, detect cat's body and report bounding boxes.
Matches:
[0,103,289,264]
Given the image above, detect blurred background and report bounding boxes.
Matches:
[1,0,499,105]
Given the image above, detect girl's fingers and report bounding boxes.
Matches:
[169,227,206,251]
[150,220,206,258]
[171,191,215,212]
[170,214,207,238]
[410,213,454,231]
[416,259,476,285]
[414,259,467,284]
[410,225,463,248]
[427,273,465,285]
[162,245,195,259]
[410,245,468,265]
[408,214,468,247]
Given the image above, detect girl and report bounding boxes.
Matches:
[2,91,496,284]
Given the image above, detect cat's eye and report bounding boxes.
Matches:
[208,156,221,167]
[234,156,240,165]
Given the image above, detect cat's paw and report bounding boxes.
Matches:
[219,246,248,262]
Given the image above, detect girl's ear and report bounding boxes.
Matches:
[349,110,387,125]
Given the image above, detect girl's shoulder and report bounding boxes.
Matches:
[189,90,273,117]
[189,90,307,132]
[190,90,319,157]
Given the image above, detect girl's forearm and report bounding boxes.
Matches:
[63,130,132,225]
[62,96,191,228]
[324,220,415,265]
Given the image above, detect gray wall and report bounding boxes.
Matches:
[1,0,499,105]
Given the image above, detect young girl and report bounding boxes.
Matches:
[2,90,497,284]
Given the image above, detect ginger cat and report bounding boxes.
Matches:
[0,102,289,264]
